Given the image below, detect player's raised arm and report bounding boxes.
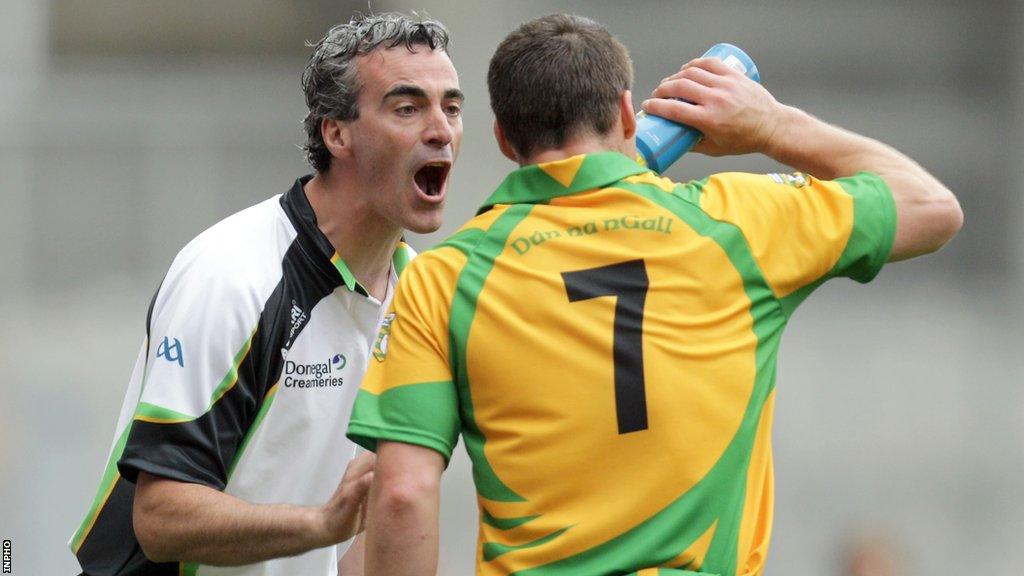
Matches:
[643,57,963,261]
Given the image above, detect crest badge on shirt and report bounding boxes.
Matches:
[767,172,809,188]
[373,313,396,362]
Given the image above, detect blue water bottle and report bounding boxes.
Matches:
[635,43,761,174]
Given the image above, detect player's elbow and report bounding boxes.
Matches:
[890,183,963,261]
[920,191,964,254]
[373,474,439,517]
[940,193,964,245]
[133,474,186,563]
[134,503,179,562]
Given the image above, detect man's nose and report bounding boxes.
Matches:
[424,108,454,148]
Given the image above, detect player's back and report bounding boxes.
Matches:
[442,153,783,576]
[350,151,894,575]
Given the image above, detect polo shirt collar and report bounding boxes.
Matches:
[282,175,409,296]
[478,152,648,214]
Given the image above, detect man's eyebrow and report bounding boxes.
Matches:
[383,85,428,101]
[381,85,465,102]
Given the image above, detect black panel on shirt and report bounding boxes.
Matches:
[118,230,342,487]
[74,476,177,576]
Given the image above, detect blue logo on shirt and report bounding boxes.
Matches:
[157,336,184,367]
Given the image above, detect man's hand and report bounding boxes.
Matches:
[641,55,962,261]
[642,57,782,157]
[318,451,376,543]
[133,451,376,566]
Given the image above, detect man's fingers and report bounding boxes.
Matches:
[641,98,705,128]
[360,471,374,493]
[685,56,739,77]
[689,139,723,157]
[671,57,714,75]
[343,452,376,481]
[662,63,729,88]
[356,496,369,533]
[651,78,710,103]
[346,470,374,507]
[342,474,373,503]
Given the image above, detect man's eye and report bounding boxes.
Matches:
[445,104,462,117]
[396,105,416,116]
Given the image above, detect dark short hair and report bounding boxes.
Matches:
[487,14,633,158]
[301,13,451,173]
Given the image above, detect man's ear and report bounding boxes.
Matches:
[493,120,520,163]
[322,118,353,163]
[619,90,637,140]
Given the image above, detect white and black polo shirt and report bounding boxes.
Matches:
[70,176,414,576]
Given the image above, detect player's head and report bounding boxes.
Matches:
[301,12,453,174]
[488,14,635,163]
[302,12,462,234]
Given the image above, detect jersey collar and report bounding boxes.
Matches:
[478,152,649,214]
[282,176,411,296]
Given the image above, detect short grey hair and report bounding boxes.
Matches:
[301,12,451,173]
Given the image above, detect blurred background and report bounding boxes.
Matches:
[1,1,1021,574]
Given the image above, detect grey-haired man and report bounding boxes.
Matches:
[70,12,462,576]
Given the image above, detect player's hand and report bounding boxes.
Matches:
[318,451,376,543]
[641,57,782,157]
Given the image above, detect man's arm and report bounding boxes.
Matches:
[364,441,445,576]
[643,57,963,261]
[133,451,374,565]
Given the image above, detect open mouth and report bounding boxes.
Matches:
[414,161,451,199]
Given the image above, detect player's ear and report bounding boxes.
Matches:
[321,118,353,161]
[619,90,637,140]
[493,120,520,164]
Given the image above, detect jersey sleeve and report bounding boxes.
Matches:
[117,245,270,489]
[347,250,462,461]
[696,171,896,314]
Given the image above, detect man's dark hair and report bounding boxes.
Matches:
[488,14,633,159]
[301,12,450,173]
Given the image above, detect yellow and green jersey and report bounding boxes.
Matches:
[347,152,896,576]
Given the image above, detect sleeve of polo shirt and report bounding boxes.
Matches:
[697,171,897,316]
[116,240,269,490]
[348,250,461,461]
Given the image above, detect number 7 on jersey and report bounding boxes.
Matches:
[561,259,650,434]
